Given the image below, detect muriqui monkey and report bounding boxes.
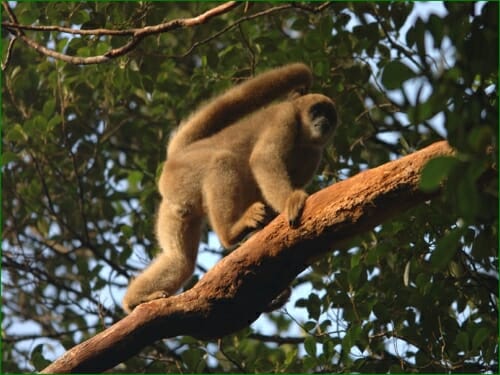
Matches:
[122,63,337,313]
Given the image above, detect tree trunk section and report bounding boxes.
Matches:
[41,140,453,373]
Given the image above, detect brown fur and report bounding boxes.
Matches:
[122,64,337,313]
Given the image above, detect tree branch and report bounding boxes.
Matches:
[41,141,453,373]
[1,1,242,65]
[2,2,334,67]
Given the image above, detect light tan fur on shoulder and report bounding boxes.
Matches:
[123,63,337,313]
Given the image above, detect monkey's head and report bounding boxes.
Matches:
[294,94,338,145]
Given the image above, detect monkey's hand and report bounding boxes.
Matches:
[285,190,308,227]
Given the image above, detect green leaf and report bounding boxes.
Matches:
[30,344,51,371]
[47,114,62,131]
[43,99,56,118]
[307,293,321,320]
[96,42,110,56]
[283,346,298,368]
[322,340,335,360]
[347,264,362,288]
[429,14,444,47]
[420,156,460,192]
[77,46,92,57]
[373,302,390,321]
[343,324,362,351]
[431,227,463,269]
[472,327,490,350]
[6,124,29,142]
[303,320,316,332]
[1,151,18,165]
[456,177,479,220]
[18,7,39,24]
[304,336,317,357]
[181,348,205,372]
[381,61,416,90]
[128,170,144,188]
[295,298,307,308]
[302,355,316,370]
[72,9,90,25]
[455,331,469,351]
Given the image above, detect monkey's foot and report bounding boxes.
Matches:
[123,290,170,314]
[141,290,170,303]
[223,202,275,250]
[243,201,273,229]
[237,202,275,240]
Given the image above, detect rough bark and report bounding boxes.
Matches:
[41,140,453,373]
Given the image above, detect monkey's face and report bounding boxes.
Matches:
[297,95,337,144]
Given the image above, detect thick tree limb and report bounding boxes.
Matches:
[41,140,453,373]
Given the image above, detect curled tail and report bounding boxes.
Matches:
[167,63,313,156]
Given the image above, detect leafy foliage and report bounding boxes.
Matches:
[2,2,497,373]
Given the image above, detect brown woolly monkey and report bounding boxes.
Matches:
[122,63,337,313]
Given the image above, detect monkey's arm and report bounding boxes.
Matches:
[249,106,309,226]
[168,63,313,156]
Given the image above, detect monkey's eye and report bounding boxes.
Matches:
[310,107,320,118]
[309,103,336,121]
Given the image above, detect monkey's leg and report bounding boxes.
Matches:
[203,152,270,249]
[122,203,202,313]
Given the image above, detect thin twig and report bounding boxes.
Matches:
[172,4,293,59]
[1,36,17,71]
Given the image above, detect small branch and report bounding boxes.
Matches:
[171,4,294,59]
[2,1,20,26]
[174,2,332,59]
[1,36,17,70]
[2,2,335,66]
[1,21,135,36]
[1,2,242,65]
[291,2,333,13]
[248,332,304,345]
